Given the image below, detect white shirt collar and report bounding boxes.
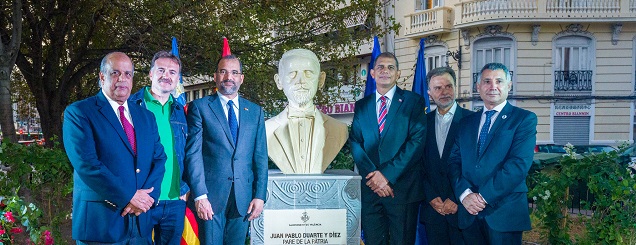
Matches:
[484,100,507,114]
[102,90,130,113]
[375,85,397,102]
[436,102,458,117]
[218,94,239,109]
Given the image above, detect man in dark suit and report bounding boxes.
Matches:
[350,52,427,245]
[63,52,167,244]
[420,67,471,245]
[449,63,537,245]
[184,55,268,245]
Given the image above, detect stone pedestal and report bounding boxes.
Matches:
[250,169,361,245]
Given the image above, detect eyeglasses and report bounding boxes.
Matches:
[216,69,242,76]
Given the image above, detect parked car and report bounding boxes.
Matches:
[535,144,566,154]
[618,144,636,174]
[573,145,616,155]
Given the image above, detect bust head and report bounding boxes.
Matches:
[274,49,327,109]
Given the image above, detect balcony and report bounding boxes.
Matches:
[404,7,454,38]
[454,0,636,28]
[554,70,593,92]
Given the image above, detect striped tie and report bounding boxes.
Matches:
[378,96,388,135]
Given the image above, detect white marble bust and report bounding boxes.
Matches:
[265,49,349,174]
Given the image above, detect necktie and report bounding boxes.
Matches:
[227,100,238,144]
[378,96,388,135]
[118,106,136,155]
[477,110,496,156]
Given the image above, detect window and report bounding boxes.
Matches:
[472,37,515,93]
[416,0,443,10]
[425,45,447,71]
[193,90,200,100]
[553,36,593,92]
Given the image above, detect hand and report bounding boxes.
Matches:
[365,171,390,192]
[195,198,214,220]
[246,198,265,221]
[461,193,486,215]
[121,187,154,216]
[375,185,394,198]
[429,197,445,215]
[442,198,458,215]
[179,192,189,202]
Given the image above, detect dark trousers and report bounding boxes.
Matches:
[77,215,150,245]
[462,217,522,245]
[199,185,249,245]
[422,220,464,245]
[361,199,420,245]
[150,200,186,245]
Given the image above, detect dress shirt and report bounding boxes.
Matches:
[375,85,397,120]
[102,90,133,127]
[286,107,316,172]
[218,94,240,126]
[460,100,509,204]
[435,102,457,156]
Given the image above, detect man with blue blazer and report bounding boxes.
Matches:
[350,52,427,245]
[63,52,167,244]
[449,63,537,245]
[184,55,268,245]
[420,67,472,245]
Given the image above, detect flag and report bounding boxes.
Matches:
[171,37,187,106]
[364,36,381,97]
[180,207,200,245]
[412,38,431,113]
[222,37,231,57]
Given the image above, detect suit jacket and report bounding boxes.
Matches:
[448,102,537,232]
[265,107,348,173]
[63,91,167,242]
[420,105,473,226]
[350,87,427,204]
[184,93,268,217]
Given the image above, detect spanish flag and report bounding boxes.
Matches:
[181,207,199,245]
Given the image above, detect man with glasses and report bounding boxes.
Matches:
[184,55,268,245]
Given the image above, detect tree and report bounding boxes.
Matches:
[2,0,397,147]
[0,0,21,143]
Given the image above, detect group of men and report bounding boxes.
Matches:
[63,51,266,245]
[62,48,537,245]
[351,53,537,245]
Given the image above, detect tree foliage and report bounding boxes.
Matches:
[0,0,398,146]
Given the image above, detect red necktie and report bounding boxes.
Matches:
[118,106,136,155]
[378,96,388,135]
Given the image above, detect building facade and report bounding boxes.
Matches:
[392,0,636,145]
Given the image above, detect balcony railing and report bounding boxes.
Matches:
[404,7,453,37]
[554,70,593,92]
[454,0,636,28]
[472,71,514,93]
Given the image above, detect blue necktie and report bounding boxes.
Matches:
[227,100,238,144]
[478,110,496,156]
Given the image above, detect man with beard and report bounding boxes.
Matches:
[129,50,189,244]
[265,49,348,174]
[420,67,472,245]
[184,55,268,245]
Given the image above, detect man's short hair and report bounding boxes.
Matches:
[278,49,320,74]
[150,50,182,73]
[373,52,399,70]
[216,54,243,73]
[478,63,510,82]
[426,67,457,88]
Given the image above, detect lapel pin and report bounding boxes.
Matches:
[502,115,508,119]
[398,99,402,102]
[244,107,249,111]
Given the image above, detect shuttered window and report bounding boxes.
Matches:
[554,116,590,145]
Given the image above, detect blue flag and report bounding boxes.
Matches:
[364,36,381,97]
[412,38,431,113]
[171,37,187,106]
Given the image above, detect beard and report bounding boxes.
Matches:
[218,79,239,95]
[289,89,314,107]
